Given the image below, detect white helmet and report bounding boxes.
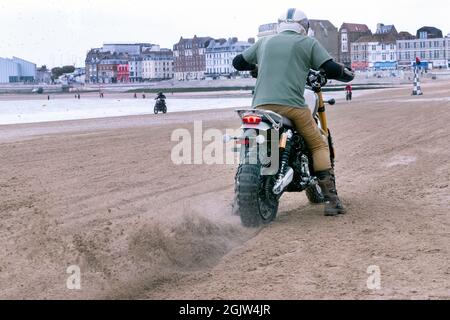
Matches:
[277,8,310,35]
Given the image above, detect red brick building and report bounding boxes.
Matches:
[338,23,372,67]
[173,36,213,80]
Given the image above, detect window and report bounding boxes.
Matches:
[419,31,427,39]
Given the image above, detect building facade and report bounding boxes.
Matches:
[205,38,253,77]
[396,26,447,69]
[352,40,398,70]
[117,64,130,83]
[97,59,128,83]
[397,37,447,69]
[351,24,399,71]
[339,23,372,66]
[446,36,450,67]
[0,56,36,83]
[128,56,143,82]
[142,50,174,80]
[173,36,213,81]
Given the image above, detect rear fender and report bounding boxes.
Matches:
[239,127,281,176]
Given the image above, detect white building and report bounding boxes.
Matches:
[368,42,397,70]
[205,38,253,77]
[129,56,143,82]
[0,56,36,83]
[351,39,398,71]
[397,38,447,69]
[446,36,450,67]
[142,49,174,81]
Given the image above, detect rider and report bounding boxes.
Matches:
[155,92,166,101]
[232,8,354,216]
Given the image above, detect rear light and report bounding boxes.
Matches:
[242,115,262,125]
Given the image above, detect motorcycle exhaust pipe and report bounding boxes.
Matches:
[273,167,294,195]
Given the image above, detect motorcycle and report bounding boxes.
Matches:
[154,98,167,114]
[227,70,337,228]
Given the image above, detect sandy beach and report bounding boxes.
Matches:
[0,81,449,299]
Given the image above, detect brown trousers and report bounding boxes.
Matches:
[257,105,332,172]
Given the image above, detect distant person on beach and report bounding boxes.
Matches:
[142,93,146,99]
[134,93,137,99]
[345,84,353,101]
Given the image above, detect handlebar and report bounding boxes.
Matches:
[307,69,328,90]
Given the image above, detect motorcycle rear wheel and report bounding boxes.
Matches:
[235,164,279,228]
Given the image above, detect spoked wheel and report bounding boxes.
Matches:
[154,107,158,114]
[235,164,280,228]
[162,107,167,114]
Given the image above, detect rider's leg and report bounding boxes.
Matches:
[257,105,346,216]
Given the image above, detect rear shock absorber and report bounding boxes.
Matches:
[279,130,293,176]
[273,130,294,195]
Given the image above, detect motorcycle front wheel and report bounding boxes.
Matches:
[154,107,158,114]
[235,164,279,228]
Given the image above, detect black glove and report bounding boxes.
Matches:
[343,67,355,81]
[250,67,258,79]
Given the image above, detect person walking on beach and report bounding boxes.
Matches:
[345,84,353,101]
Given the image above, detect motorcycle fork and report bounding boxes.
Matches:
[316,89,336,163]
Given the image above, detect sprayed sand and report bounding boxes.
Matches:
[0,82,449,299]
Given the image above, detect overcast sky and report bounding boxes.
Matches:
[0,0,448,68]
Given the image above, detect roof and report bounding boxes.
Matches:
[355,32,398,44]
[175,36,213,47]
[310,19,337,31]
[398,31,416,40]
[375,24,397,35]
[206,38,252,52]
[416,26,443,39]
[340,23,371,33]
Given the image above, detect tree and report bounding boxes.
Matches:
[51,67,63,79]
[51,65,75,79]
[61,65,75,74]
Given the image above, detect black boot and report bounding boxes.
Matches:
[317,170,346,216]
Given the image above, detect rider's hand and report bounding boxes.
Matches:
[342,67,355,82]
[250,67,258,79]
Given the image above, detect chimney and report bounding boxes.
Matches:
[248,37,255,44]
[232,37,238,43]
